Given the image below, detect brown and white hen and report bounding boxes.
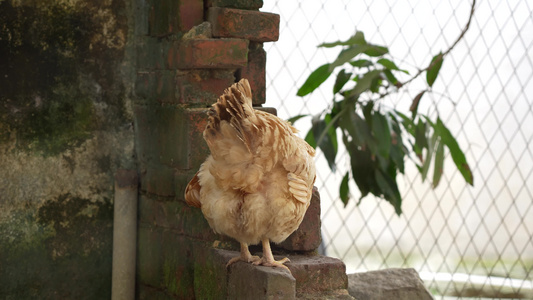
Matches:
[185,79,316,271]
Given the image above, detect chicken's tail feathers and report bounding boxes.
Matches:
[185,172,202,208]
[206,78,256,151]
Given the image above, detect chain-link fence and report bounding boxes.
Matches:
[263,0,533,298]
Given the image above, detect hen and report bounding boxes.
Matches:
[185,79,316,271]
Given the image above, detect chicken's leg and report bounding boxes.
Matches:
[226,242,260,267]
[253,238,290,271]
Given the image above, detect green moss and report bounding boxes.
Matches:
[0,194,113,299]
[0,0,128,156]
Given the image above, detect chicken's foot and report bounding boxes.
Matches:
[252,238,291,272]
[226,242,260,267]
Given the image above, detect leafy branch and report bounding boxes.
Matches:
[293,1,476,215]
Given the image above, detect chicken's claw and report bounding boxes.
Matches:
[226,254,260,268]
[226,242,260,268]
[252,256,291,271]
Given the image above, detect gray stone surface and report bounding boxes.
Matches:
[348,268,434,300]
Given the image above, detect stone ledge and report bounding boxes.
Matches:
[348,268,434,300]
[200,249,353,299]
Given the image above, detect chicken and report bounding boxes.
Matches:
[185,79,316,271]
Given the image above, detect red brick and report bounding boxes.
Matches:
[208,7,279,42]
[179,0,204,32]
[206,0,263,10]
[176,70,235,104]
[279,187,322,252]
[241,43,266,105]
[168,39,249,69]
[148,0,203,37]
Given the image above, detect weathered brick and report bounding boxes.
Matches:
[185,108,210,168]
[286,255,348,297]
[135,71,177,104]
[148,0,179,37]
[133,104,188,168]
[148,0,203,37]
[138,285,175,300]
[192,246,231,299]
[208,7,279,42]
[206,0,263,10]
[224,251,296,299]
[241,43,266,105]
[136,37,169,70]
[142,163,176,196]
[176,70,235,104]
[178,0,204,32]
[137,224,163,287]
[160,231,195,298]
[279,187,321,252]
[168,39,249,69]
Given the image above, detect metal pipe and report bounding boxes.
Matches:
[112,169,138,300]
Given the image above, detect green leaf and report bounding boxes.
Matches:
[349,69,382,97]
[287,114,309,125]
[329,45,369,71]
[377,58,399,70]
[375,169,402,215]
[433,139,444,188]
[333,69,352,94]
[434,118,474,185]
[297,64,333,96]
[364,44,389,57]
[378,58,409,74]
[319,31,366,48]
[350,59,373,68]
[340,172,350,206]
[304,128,316,148]
[372,111,392,159]
[426,52,444,87]
[383,69,398,86]
[311,114,338,172]
[421,130,438,181]
[410,91,426,117]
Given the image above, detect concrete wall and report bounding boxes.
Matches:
[0,0,134,298]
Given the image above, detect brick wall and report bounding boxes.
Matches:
[133,0,284,298]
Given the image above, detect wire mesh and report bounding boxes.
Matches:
[263,0,533,298]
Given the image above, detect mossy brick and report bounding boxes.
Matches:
[279,187,321,252]
[136,37,170,70]
[192,246,231,299]
[208,7,279,42]
[133,0,150,36]
[241,43,266,105]
[227,253,296,299]
[286,255,348,297]
[138,192,222,240]
[133,104,189,168]
[176,69,235,104]
[185,108,210,169]
[135,71,177,104]
[141,163,176,196]
[206,0,263,9]
[160,230,195,298]
[148,0,203,37]
[138,285,175,300]
[168,39,249,69]
[137,224,163,287]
